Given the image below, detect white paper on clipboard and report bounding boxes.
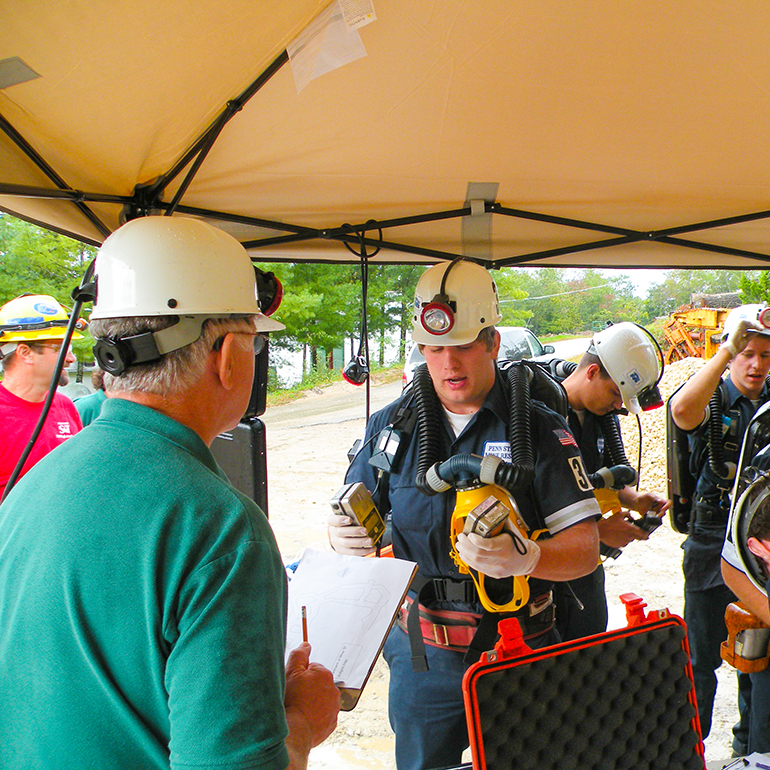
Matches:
[285,549,416,700]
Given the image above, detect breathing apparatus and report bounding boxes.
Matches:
[426,450,536,613]
[720,465,770,672]
[544,356,664,558]
[406,356,538,613]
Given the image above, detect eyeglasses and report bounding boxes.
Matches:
[213,332,268,355]
[29,343,65,355]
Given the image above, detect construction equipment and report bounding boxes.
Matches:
[662,291,741,364]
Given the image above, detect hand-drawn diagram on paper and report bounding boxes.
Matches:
[285,549,416,689]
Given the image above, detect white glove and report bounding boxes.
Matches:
[455,527,541,579]
[326,512,376,556]
[722,319,764,358]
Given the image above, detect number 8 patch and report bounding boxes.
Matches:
[568,456,592,492]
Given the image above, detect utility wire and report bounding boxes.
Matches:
[499,283,613,302]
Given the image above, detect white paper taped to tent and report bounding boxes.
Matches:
[339,0,376,31]
[287,0,371,93]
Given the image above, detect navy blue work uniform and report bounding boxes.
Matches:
[346,369,601,770]
[553,407,617,641]
[684,375,769,748]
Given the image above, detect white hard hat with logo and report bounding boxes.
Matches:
[411,259,502,346]
[721,304,770,342]
[590,322,664,414]
[91,217,284,375]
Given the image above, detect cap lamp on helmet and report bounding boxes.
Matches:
[589,322,664,414]
[90,217,284,375]
[411,259,502,346]
[721,304,770,343]
[0,294,83,359]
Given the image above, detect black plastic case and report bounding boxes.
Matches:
[462,593,706,770]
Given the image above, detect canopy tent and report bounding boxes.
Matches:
[3,1,770,270]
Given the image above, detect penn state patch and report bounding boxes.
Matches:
[483,442,511,463]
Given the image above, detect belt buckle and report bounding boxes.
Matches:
[432,623,449,646]
[528,591,554,617]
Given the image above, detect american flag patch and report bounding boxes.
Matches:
[553,429,578,448]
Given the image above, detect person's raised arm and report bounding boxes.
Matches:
[670,320,761,432]
[283,643,340,770]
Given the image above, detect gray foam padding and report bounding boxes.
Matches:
[464,621,703,770]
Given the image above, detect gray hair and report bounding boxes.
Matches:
[90,315,257,396]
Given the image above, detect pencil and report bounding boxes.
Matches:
[301,605,308,643]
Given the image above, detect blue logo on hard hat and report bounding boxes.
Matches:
[33,302,59,316]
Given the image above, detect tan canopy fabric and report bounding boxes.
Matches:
[2,1,770,269]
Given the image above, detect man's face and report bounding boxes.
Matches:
[27,340,76,387]
[583,366,624,416]
[730,336,770,399]
[422,332,499,414]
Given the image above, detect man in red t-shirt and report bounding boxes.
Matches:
[0,294,83,498]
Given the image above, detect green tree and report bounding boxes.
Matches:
[740,270,770,303]
[642,269,751,320]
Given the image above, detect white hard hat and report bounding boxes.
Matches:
[721,304,770,341]
[411,259,502,345]
[590,322,663,414]
[91,216,284,333]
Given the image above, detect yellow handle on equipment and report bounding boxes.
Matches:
[448,484,532,613]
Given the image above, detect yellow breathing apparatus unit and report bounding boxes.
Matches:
[448,482,536,614]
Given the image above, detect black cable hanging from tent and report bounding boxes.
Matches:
[341,221,382,421]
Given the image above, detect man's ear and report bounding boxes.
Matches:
[747,536,770,564]
[490,329,501,358]
[585,363,602,381]
[213,333,237,391]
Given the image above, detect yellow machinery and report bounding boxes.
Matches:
[663,293,741,364]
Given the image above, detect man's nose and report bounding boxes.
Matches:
[438,348,460,366]
[65,348,76,364]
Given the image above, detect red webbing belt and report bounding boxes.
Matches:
[397,592,555,653]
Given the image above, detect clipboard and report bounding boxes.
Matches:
[285,548,417,710]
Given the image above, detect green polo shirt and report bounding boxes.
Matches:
[0,398,289,770]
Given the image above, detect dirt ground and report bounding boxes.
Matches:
[263,359,738,769]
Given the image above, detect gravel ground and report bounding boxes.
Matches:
[264,357,740,769]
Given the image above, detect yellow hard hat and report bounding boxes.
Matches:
[0,294,83,357]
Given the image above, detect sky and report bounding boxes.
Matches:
[603,268,669,298]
